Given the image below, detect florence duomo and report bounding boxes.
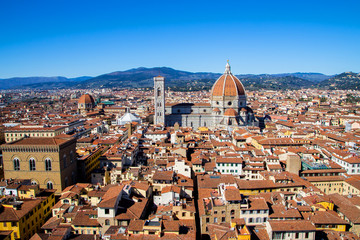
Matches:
[155,61,256,129]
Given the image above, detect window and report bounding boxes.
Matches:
[63,154,67,168]
[47,181,53,190]
[70,151,74,163]
[222,217,225,222]
[295,233,299,238]
[29,158,36,171]
[228,101,232,106]
[214,217,218,223]
[273,232,283,239]
[13,158,20,171]
[305,232,309,238]
[206,218,209,223]
[105,219,110,225]
[105,209,110,214]
[45,158,52,171]
[72,172,76,184]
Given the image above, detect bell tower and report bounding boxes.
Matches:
[154,76,165,125]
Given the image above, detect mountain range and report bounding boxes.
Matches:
[0,67,357,91]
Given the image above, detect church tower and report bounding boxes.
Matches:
[154,76,165,125]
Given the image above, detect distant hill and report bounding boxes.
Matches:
[74,67,222,89]
[240,75,315,91]
[2,67,334,90]
[271,72,331,83]
[71,67,330,90]
[317,72,360,90]
[0,76,92,89]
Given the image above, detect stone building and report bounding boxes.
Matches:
[160,62,256,129]
[1,137,77,193]
[78,93,95,115]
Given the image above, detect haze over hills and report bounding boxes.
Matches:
[0,76,92,90]
[1,67,357,91]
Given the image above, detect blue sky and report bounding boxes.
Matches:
[0,0,360,78]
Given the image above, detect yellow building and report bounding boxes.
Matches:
[310,211,348,232]
[0,189,55,240]
[1,137,77,194]
[230,218,251,240]
[305,176,345,195]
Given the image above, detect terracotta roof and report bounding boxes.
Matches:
[310,211,349,225]
[224,108,238,117]
[97,185,124,208]
[224,187,242,201]
[3,136,74,146]
[128,219,144,231]
[78,94,95,105]
[153,170,174,181]
[328,193,360,223]
[72,211,101,227]
[268,220,316,232]
[163,220,180,232]
[0,199,42,221]
[211,72,245,97]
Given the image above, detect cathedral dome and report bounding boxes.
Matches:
[211,62,245,98]
[78,94,95,105]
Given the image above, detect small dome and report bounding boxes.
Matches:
[78,94,95,105]
[211,62,246,97]
[224,108,238,117]
[213,107,221,112]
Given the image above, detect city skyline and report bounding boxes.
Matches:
[1,0,360,78]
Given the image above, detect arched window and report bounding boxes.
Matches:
[31,180,37,185]
[45,158,52,171]
[105,219,110,225]
[29,158,36,171]
[230,210,235,215]
[13,158,20,171]
[47,181,53,189]
[157,88,161,97]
